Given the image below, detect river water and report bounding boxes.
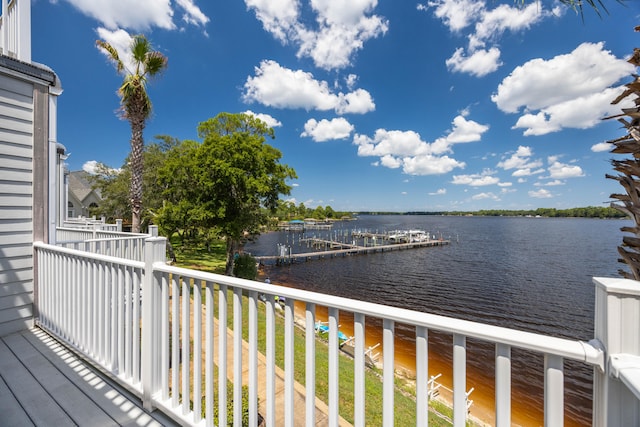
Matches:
[244,215,629,426]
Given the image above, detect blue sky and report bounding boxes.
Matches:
[32,0,639,212]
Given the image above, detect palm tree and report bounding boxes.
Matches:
[605,26,640,279]
[96,35,168,233]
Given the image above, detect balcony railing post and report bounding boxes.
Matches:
[592,277,640,427]
[141,236,167,410]
[116,219,123,232]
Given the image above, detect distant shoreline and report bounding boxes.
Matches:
[353,206,626,219]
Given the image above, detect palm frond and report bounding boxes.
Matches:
[96,40,125,74]
[131,35,151,65]
[145,51,168,77]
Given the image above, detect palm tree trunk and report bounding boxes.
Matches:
[130,118,145,233]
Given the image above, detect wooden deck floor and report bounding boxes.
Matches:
[0,327,177,427]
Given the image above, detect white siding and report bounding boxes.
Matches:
[0,72,34,336]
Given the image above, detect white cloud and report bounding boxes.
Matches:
[445,115,490,143]
[529,188,553,198]
[534,179,565,187]
[445,47,502,77]
[403,155,466,175]
[497,145,543,179]
[429,188,447,195]
[492,42,635,135]
[352,113,487,176]
[451,169,500,186]
[65,0,208,31]
[472,192,500,200]
[246,0,388,70]
[242,110,282,128]
[301,117,354,142]
[82,160,101,174]
[591,142,612,153]
[82,160,121,175]
[425,0,558,77]
[473,2,547,42]
[243,60,375,114]
[423,0,483,32]
[547,158,584,179]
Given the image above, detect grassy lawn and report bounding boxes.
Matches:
[174,239,464,426]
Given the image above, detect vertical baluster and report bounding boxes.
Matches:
[52,251,58,334]
[103,261,111,367]
[125,266,132,378]
[161,273,169,401]
[306,303,316,426]
[117,264,124,374]
[354,313,366,427]
[544,354,564,427]
[383,318,395,427]
[284,297,294,427]
[495,343,511,427]
[91,257,97,356]
[453,334,466,427]
[248,290,258,427]
[171,274,180,408]
[133,267,141,383]
[266,295,276,426]
[110,263,117,371]
[233,287,243,427]
[182,276,191,416]
[193,279,202,424]
[218,284,228,426]
[205,281,214,427]
[328,307,340,427]
[416,325,428,427]
[61,251,68,339]
[97,261,104,362]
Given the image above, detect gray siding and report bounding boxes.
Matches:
[0,71,35,335]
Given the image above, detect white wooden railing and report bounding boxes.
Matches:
[0,0,30,62]
[56,224,149,262]
[33,236,640,426]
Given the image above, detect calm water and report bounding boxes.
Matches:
[245,215,629,425]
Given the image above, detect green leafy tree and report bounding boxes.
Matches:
[196,113,297,275]
[96,34,168,233]
[89,135,178,230]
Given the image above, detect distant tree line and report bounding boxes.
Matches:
[272,201,353,222]
[359,207,627,219]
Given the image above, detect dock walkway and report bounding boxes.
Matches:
[256,239,450,265]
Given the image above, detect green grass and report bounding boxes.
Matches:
[170,235,227,273]
[210,286,454,426]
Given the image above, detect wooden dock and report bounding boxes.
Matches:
[256,239,450,265]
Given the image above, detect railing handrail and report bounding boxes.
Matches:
[57,226,146,236]
[34,241,144,269]
[56,235,150,245]
[155,262,604,369]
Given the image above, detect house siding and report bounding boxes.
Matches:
[0,62,53,336]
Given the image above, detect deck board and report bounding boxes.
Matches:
[0,328,176,427]
[0,370,35,426]
[0,336,74,426]
[4,332,118,426]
